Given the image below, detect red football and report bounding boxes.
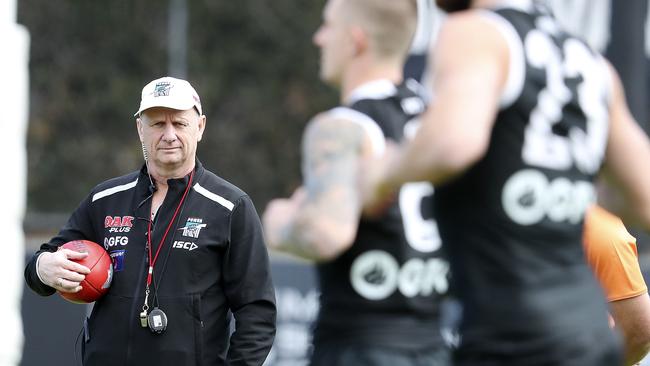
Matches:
[58,240,113,304]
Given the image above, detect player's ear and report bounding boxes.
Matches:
[349,25,368,56]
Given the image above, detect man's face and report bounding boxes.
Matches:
[312,0,354,86]
[137,107,205,173]
[436,0,472,13]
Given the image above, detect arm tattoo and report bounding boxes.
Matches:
[279,115,366,259]
[302,115,365,204]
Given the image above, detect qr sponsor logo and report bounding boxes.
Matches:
[350,250,448,300]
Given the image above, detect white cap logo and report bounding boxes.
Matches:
[134,76,202,117]
[153,81,172,97]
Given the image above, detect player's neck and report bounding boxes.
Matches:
[147,162,195,188]
[340,60,403,104]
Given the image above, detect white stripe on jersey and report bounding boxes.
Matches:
[327,107,386,157]
[478,10,526,109]
[346,79,398,105]
[411,0,435,54]
[92,178,138,202]
[193,183,235,211]
[493,0,535,12]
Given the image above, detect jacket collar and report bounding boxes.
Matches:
[138,160,205,190]
[132,160,205,220]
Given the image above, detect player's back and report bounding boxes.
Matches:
[314,79,450,351]
[433,2,621,364]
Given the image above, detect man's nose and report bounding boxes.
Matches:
[162,123,177,141]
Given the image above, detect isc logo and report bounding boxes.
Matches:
[172,240,198,251]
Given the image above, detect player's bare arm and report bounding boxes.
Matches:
[609,294,650,365]
[363,13,507,208]
[263,114,368,261]
[599,62,650,231]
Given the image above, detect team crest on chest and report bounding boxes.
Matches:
[179,217,207,238]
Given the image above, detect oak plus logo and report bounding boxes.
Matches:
[105,215,134,233]
[350,250,449,301]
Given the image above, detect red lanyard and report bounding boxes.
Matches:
[145,170,194,287]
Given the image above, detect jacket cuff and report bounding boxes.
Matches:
[35,252,49,286]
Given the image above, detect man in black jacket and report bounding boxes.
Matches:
[25,76,276,366]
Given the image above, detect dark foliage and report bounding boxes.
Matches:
[19,0,335,213]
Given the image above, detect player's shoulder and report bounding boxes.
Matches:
[305,107,370,141]
[311,107,371,128]
[306,107,386,157]
[586,205,625,232]
[585,205,636,247]
[439,9,504,38]
[434,9,512,65]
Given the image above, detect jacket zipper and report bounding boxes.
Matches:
[125,216,154,364]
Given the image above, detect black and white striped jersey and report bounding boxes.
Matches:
[313,79,450,350]
[432,1,620,363]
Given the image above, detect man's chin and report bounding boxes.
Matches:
[153,156,184,169]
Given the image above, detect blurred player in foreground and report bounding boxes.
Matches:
[585,205,650,365]
[363,0,650,364]
[263,0,451,365]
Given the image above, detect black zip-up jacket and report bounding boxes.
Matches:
[25,161,276,366]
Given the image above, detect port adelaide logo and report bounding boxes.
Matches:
[173,218,206,252]
[153,81,172,97]
[179,217,206,239]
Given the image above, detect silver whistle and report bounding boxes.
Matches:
[140,311,148,327]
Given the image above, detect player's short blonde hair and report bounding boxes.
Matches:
[343,0,418,60]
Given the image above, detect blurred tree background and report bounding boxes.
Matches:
[19,0,336,214]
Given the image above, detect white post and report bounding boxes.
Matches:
[168,0,188,78]
[1,0,17,24]
[0,0,28,364]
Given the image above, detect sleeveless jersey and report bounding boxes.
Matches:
[432,2,619,362]
[313,79,449,350]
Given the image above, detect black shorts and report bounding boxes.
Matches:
[309,342,451,366]
[454,326,623,366]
